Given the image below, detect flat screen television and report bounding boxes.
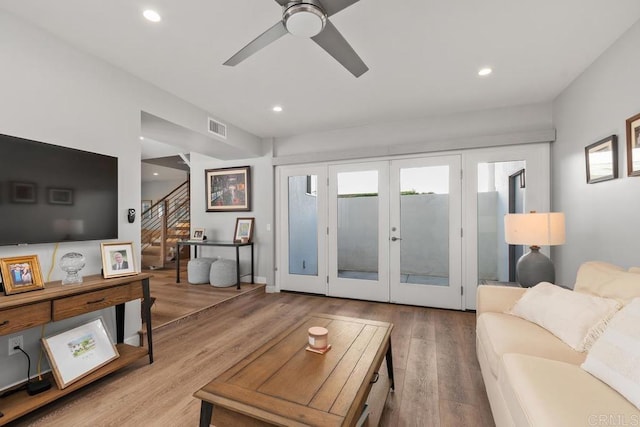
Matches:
[0,132,118,246]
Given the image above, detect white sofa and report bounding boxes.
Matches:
[476,262,640,426]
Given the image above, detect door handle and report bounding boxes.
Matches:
[391,236,402,241]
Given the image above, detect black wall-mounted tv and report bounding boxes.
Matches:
[0,132,118,246]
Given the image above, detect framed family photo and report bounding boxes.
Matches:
[585,135,618,184]
[0,254,45,295]
[626,112,640,176]
[100,242,137,279]
[205,166,251,212]
[42,317,119,389]
[234,217,255,243]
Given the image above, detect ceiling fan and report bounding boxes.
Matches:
[223,0,368,77]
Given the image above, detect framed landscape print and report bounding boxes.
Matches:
[0,254,45,295]
[585,135,618,184]
[205,166,251,212]
[42,318,119,389]
[47,188,74,205]
[234,217,255,243]
[100,242,137,279]
[626,112,640,176]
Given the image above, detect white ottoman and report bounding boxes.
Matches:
[209,258,237,287]
[187,257,215,284]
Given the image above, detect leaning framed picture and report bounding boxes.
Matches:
[205,166,251,212]
[585,135,618,184]
[100,242,137,279]
[42,317,119,389]
[234,217,255,243]
[0,254,45,295]
[191,227,205,241]
[626,112,640,176]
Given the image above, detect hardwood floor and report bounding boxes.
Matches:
[10,277,495,426]
[145,265,265,330]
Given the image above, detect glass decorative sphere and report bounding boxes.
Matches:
[60,252,86,285]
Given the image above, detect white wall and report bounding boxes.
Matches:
[190,151,274,287]
[0,11,256,389]
[552,20,640,285]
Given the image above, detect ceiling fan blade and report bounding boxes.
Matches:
[311,20,368,77]
[273,0,289,5]
[223,21,288,66]
[318,0,360,17]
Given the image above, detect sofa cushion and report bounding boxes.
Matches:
[499,353,640,427]
[582,298,640,409]
[476,312,585,379]
[509,282,621,351]
[575,261,640,303]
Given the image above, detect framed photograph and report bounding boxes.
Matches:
[234,217,255,243]
[0,255,45,295]
[42,318,119,389]
[48,188,74,205]
[141,200,153,220]
[191,227,205,241]
[205,166,251,212]
[626,112,640,176]
[585,135,618,184]
[100,242,137,279]
[10,182,37,203]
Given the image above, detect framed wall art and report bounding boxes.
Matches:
[100,242,137,278]
[234,217,255,243]
[626,112,640,176]
[0,254,45,295]
[42,317,119,389]
[585,135,618,184]
[205,166,251,212]
[48,188,74,205]
[10,182,37,203]
[141,200,153,220]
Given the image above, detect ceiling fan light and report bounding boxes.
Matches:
[283,4,326,38]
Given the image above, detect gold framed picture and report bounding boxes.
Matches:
[100,242,137,279]
[0,254,45,295]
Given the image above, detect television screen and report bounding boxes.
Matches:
[0,133,118,246]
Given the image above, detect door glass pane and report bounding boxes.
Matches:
[288,175,318,276]
[337,170,378,280]
[399,166,449,286]
[477,161,526,283]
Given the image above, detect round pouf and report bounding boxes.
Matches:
[187,258,215,284]
[209,258,237,287]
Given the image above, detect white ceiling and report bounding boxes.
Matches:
[2,1,640,140]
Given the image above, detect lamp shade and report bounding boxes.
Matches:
[504,212,565,246]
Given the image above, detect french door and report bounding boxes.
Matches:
[280,156,462,309]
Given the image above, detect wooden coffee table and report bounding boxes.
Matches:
[194,313,394,426]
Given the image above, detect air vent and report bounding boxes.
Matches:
[208,117,227,139]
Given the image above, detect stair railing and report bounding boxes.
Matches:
[141,179,190,268]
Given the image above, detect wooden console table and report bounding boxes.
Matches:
[0,273,153,425]
[194,313,394,426]
[175,240,254,289]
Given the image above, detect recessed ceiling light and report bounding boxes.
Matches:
[478,67,493,77]
[272,106,283,112]
[143,9,162,23]
[139,136,144,140]
[153,172,159,176]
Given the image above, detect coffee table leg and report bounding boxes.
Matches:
[199,401,213,427]
[386,341,395,391]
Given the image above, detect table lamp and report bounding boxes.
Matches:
[504,212,565,287]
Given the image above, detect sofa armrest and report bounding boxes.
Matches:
[476,285,526,316]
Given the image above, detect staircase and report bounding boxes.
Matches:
[141,179,190,269]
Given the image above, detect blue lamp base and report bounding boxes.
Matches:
[516,246,555,288]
